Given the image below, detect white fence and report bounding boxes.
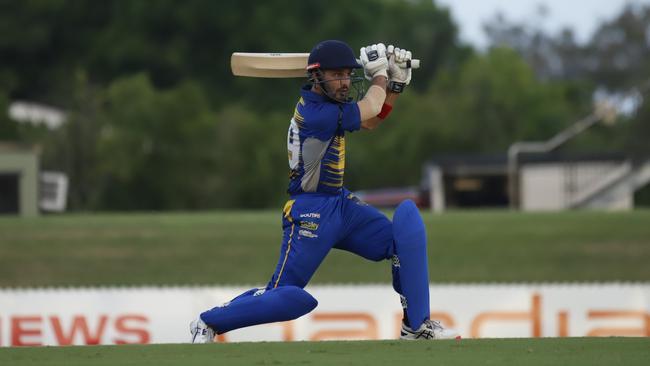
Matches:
[1,283,649,346]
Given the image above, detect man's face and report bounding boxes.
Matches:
[321,68,353,101]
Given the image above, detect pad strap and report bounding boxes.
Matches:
[388,81,406,93]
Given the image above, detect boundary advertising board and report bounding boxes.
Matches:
[1,284,648,346]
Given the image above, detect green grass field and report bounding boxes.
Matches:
[1,211,649,364]
[1,210,649,286]
[1,338,648,366]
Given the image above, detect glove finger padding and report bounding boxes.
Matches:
[360,43,388,81]
[395,48,407,63]
[366,43,386,60]
[359,47,368,64]
[405,50,412,63]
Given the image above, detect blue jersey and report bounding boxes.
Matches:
[287,85,361,195]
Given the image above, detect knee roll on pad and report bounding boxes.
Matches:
[393,199,426,250]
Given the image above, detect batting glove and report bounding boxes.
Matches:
[359,43,388,81]
[387,45,412,93]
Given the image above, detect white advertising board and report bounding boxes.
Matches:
[1,284,648,346]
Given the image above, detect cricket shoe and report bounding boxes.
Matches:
[190,317,215,344]
[400,319,460,340]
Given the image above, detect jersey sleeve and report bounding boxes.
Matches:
[305,103,361,139]
[340,102,361,132]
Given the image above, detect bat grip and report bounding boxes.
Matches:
[355,58,420,69]
[405,59,420,69]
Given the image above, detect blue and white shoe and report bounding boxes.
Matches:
[190,317,215,343]
[400,319,460,340]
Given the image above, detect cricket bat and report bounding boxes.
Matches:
[231,52,420,78]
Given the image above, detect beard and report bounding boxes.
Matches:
[335,87,350,101]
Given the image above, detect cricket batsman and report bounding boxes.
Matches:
[191,40,459,342]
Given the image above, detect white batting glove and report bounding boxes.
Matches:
[386,45,412,93]
[359,43,388,81]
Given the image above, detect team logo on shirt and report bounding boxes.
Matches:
[298,229,318,238]
[299,212,321,219]
[300,221,319,231]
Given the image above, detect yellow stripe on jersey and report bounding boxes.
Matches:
[293,108,304,123]
[274,222,294,288]
[283,199,295,222]
[324,169,343,175]
[320,135,346,188]
[324,135,345,172]
[293,99,305,127]
[333,136,345,161]
[324,161,344,171]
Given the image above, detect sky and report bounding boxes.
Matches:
[435,0,650,49]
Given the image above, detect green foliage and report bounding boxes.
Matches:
[37,73,292,210]
[0,0,462,108]
[0,91,16,139]
[0,0,471,209]
[39,72,107,209]
[208,106,288,208]
[347,48,587,189]
[437,48,583,149]
[96,74,220,209]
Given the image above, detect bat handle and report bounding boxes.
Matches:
[401,59,420,69]
[355,58,420,69]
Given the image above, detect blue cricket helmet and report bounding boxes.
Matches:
[307,40,362,72]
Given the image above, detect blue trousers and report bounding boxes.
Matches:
[201,189,427,334]
[268,189,395,289]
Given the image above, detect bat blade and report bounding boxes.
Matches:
[231,53,309,78]
[231,52,421,78]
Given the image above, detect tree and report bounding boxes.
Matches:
[40,72,107,209]
[95,74,223,210]
[0,91,17,140]
[484,4,650,89]
[482,4,650,157]
[346,48,587,189]
[12,0,642,210]
[1,0,464,110]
